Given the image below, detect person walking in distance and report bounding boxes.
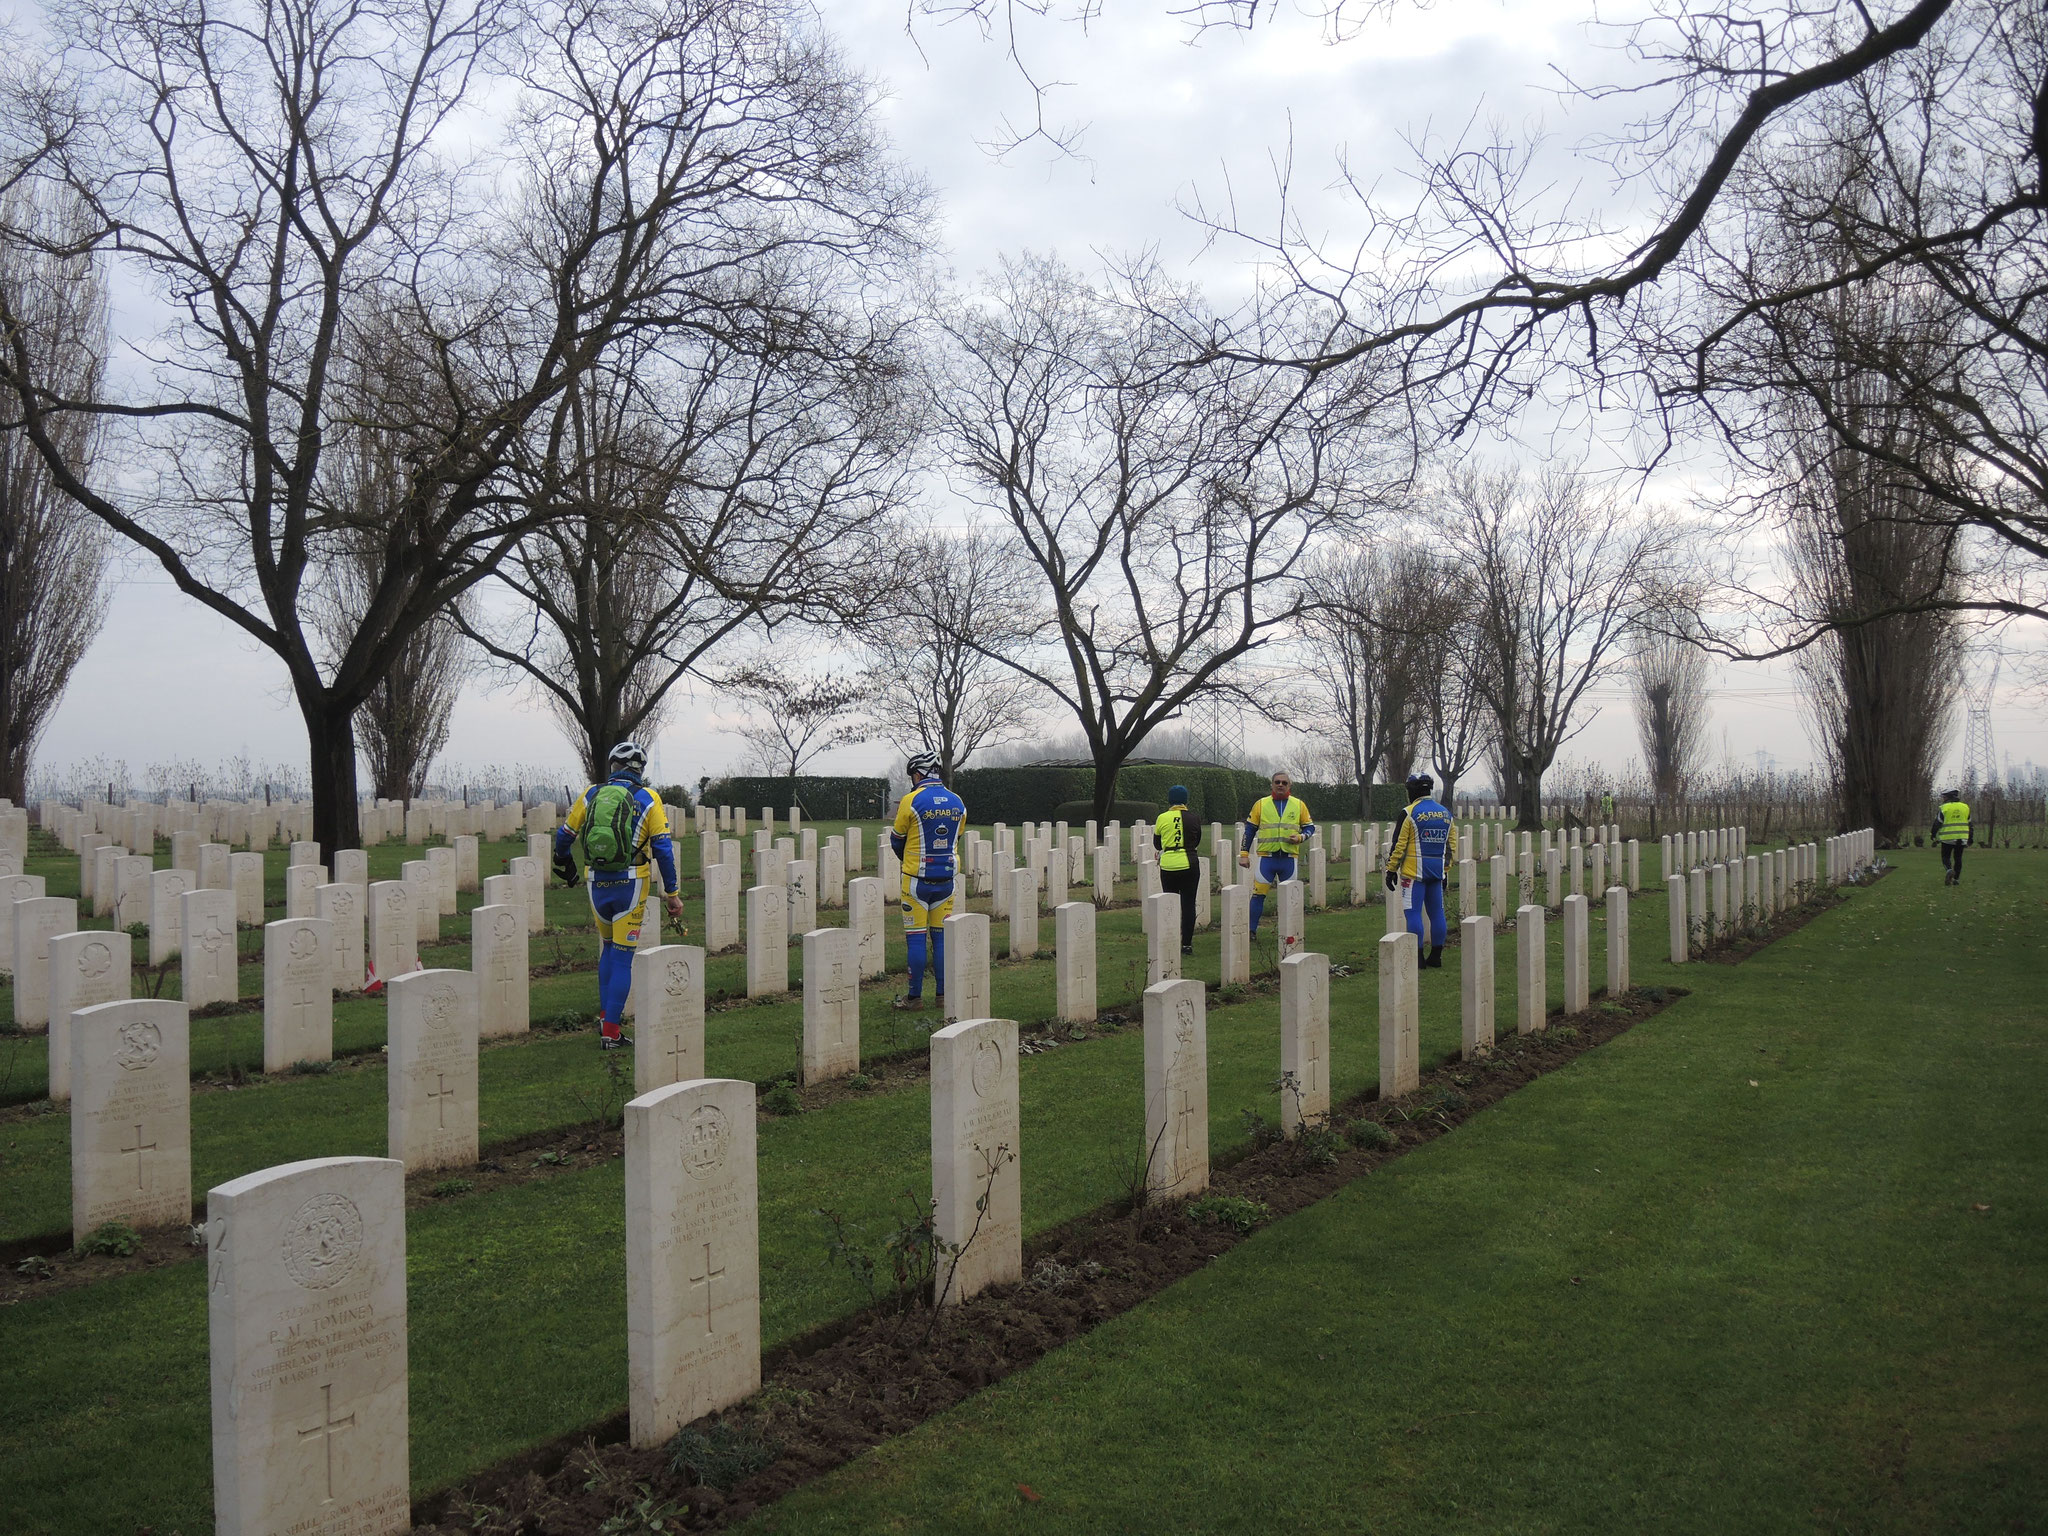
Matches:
[890,753,967,1011]
[553,742,686,1049]
[1154,785,1200,955]
[1240,770,1314,939]
[1384,772,1457,968]
[1933,788,1972,886]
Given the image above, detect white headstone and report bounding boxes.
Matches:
[367,881,419,989]
[745,885,787,998]
[385,970,478,1172]
[180,888,240,1008]
[334,848,369,890]
[509,854,544,934]
[632,945,705,1094]
[263,919,334,1072]
[316,883,366,993]
[471,903,529,1038]
[703,859,740,953]
[624,1078,760,1448]
[199,842,231,891]
[227,850,263,928]
[785,856,817,937]
[1461,913,1495,1058]
[1516,903,1547,1034]
[0,873,49,986]
[1054,901,1096,1023]
[1145,891,1181,984]
[1143,978,1209,1200]
[48,929,132,1101]
[284,863,325,922]
[71,998,191,1236]
[1606,886,1630,995]
[1562,893,1589,1015]
[848,876,884,978]
[207,1155,411,1536]
[1275,878,1306,962]
[115,853,154,930]
[1279,951,1329,1134]
[1667,873,1688,963]
[930,1016,1022,1305]
[1219,882,1251,984]
[942,911,990,1023]
[1008,868,1038,959]
[1378,929,1419,1100]
[800,927,860,1084]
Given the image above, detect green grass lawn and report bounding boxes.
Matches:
[0,818,1907,1534]
[745,846,2048,1535]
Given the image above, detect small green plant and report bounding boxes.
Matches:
[598,1485,686,1535]
[532,1149,573,1168]
[78,1221,142,1258]
[1432,1087,1470,1115]
[665,1421,780,1490]
[762,1081,802,1116]
[1290,1120,1346,1169]
[288,1057,334,1075]
[1346,1118,1397,1151]
[1238,1104,1283,1151]
[15,1254,53,1279]
[430,1178,475,1198]
[846,1072,876,1092]
[1550,1025,1581,1043]
[1187,1194,1271,1234]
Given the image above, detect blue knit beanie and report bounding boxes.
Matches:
[1168,785,1189,804]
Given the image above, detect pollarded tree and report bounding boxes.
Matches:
[0,0,928,859]
[1629,619,1712,815]
[931,253,1402,821]
[0,189,107,803]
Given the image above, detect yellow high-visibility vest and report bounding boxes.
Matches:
[1154,807,1192,871]
[1936,800,1971,843]
[1247,795,1312,855]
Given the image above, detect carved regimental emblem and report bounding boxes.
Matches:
[288,926,320,962]
[198,915,232,955]
[80,940,114,979]
[682,1103,731,1177]
[664,957,692,997]
[493,911,517,941]
[115,1018,162,1071]
[970,1036,1002,1100]
[425,987,456,1030]
[332,890,354,915]
[281,1193,364,1289]
[1174,996,1197,1051]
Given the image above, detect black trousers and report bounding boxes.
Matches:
[1161,864,1201,947]
[1940,842,1966,880]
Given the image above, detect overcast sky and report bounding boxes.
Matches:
[25,0,2046,795]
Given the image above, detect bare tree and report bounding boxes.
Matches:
[465,311,912,782]
[1411,565,1490,807]
[1629,622,1712,815]
[0,0,927,857]
[0,189,107,802]
[1295,541,1438,813]
[721,659,869,778]
[859,524,1041,780]
[932,253,1401,820]
[1445,465,1682,830]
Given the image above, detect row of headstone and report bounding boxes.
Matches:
[1666,840,1834,961]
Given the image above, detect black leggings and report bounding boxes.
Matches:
[1940,843,1965,879]
[1161,865,1201,947]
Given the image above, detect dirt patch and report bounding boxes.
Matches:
[408,985,1684,1536]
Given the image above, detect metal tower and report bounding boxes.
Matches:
[1188,693,1246,767]
[1961,657,2000,789]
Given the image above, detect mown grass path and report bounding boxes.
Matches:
[745,848,2048,1535]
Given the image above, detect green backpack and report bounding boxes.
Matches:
[580,783,643,873]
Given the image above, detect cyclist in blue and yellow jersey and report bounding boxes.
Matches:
[1932,788,1971,886]
[1384,772,1458,969]
[1240,769,1314,938]
[890,752,967,1011]
[553,741,685,1049]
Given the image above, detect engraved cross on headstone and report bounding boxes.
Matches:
[665,1029,688,1079]
[1173,1088,1197,1162]
[119,1123,156,1188]
[1304,1024,1323,1096]
[298,1381,356,1503]
[427,1072,453,1129]
[687,1241,726,1337]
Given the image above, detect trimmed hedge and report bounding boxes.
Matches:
[951,766,1096,824]
[1290,781,1409,822]
[702,775,893,821]
[1052,800,1160,825]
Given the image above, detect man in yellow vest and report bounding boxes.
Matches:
[1932,788,1971,885]
[1240,770,1314,938]
[1153,785,1200,955]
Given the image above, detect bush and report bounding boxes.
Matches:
[1187,1193,1272,1234]
[762,1081,802,1116]
[1346,1118,1398,1151]
[701,776,891,822]
[78,1221,142,1257]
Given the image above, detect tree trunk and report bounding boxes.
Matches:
[1089,750,1126,823]
[304,695,365,866]
[1515,762,1543,831]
